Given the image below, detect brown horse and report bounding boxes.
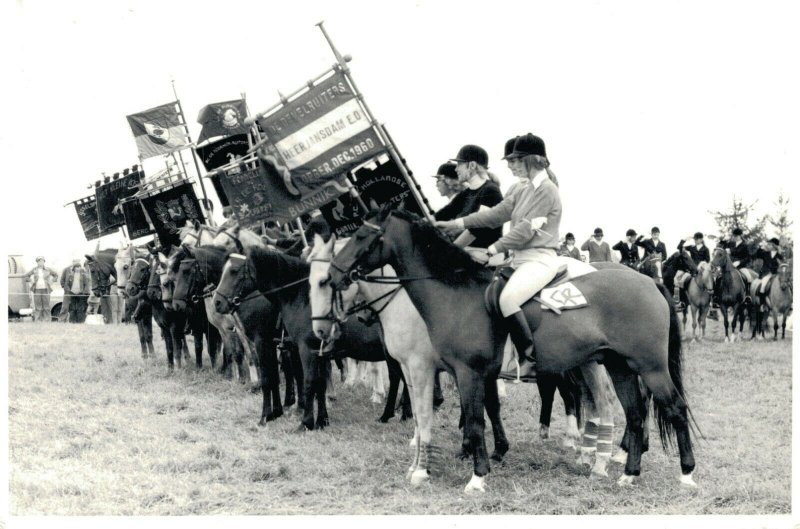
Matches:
[685,262,714,342]
[328,208,697,492]
[710,247,747,342]
[638,253,663,284]
[766,263,793,340]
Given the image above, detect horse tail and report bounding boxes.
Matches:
[653,282,703,448]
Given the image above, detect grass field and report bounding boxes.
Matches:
[7,319,792,515]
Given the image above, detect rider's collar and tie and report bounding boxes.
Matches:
[530,170,548,190]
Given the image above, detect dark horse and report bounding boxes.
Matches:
[710,247,747,342]
[171,245,301,424]
[212,245,412,430]
[126,254,186,369]
[84,248,120,324]
[661,249,699,321]
[328,208,697,492]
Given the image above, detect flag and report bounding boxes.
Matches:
[140,182,204,247]
[73,196,101,241]
[95,170,143,235]
[121,197,154,240]
[126,102,189,159]
[196,100,248,143]
[195,134,250,207]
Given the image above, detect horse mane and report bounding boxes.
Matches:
[389,209,493,286]
[246,245,310,290]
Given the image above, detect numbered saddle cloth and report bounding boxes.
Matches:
[539,281,589,311]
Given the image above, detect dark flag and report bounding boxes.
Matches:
[120,197,154,240]
[95,170,143,235]
[140,182,205,247]
[126,102,189,159]
[196,100,248,143]
[73,196,101,241]
[320,157,423,237]
[195,134,250,207]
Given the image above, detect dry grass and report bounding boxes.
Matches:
[7,320,792,515]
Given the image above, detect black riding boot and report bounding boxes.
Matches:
[506,311,537,383]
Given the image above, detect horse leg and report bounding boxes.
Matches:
[579,362,614,478]
[781,311,787,339]
[407,359,436,486]
[639,369,696,487]
[455,367,490,493]
[137,322,148,358]
[606,364,645,486]
[433,370,445,410]
[689,306,697,342]
[315,358,331,429]
[292,347,305,411]
[379,356,403,423]
[721,305,731,342]
[267,337,284,422]
[485,374,509,462]
[536,373,557,440]
[297,347,316,431]
[144,318,155,357]
[280,345,296,408]
[257,335,274,427]
[207,326,220,368]
[557,374,582,451]
[164,327,175,370]
[193,327,203,368]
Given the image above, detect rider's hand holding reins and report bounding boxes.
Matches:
[435,219,464,237]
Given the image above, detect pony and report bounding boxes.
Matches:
[766,263,793,340]
[637,252,664,284]
[684,262,714,342]
[126,254,187,369]
[212,244,412,430]
[661,249,699,315]
[328,208,697,492]
[116,243,155,358]
[710,247,748,342]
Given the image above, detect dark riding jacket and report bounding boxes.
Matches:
[754,248,783,276]
[677,240,710,266]
[635,236,667,261]
[612,241,641,268]
[721,239,750,268]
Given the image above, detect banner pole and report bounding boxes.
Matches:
[315,21,434,224]
[296,218,309,248]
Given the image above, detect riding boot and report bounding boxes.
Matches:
[505,311,537,383]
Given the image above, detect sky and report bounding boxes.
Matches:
[4,0,799,272]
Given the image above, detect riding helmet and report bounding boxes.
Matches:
[507,133,547,160]
[450,145,489,168]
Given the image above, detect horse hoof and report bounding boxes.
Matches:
[590,465,609,478]
[410,469,430,486]
[611,450,628,464]
[490,451,504,463]
[679,472,697,488]
[377,415,392,423]
[464,474,486,494]
[562,438,577,451]
[539,425,550,440]
[617,474,636,487]
[258,418,267,427]
[455,448,470,461]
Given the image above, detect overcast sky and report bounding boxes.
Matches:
[4,0,799,271]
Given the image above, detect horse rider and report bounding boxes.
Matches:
[636,226,668,261]
[581,228,612,263]
[433,144,504,249]
[752,237,784,309]
[612,229,642,269]
[432,162,461,218]
[673,232,710,306]
[436,133,561,382]
[716,227,755,308]
[25,256,59,322]
[559,232,582,261]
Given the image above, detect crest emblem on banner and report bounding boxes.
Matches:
[153,195,199,232]
[144,122,170,145]
[219,105,242,130]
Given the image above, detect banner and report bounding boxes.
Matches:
[320,158,423,237]
[196,100,248,143]
[120,197,154,240]
[217,161,349,225]
[126,102,188,159]
[73,196,101,241]
[140,182,205,247]
[256,71,386,194]
[196,134,250,207]
[95,170,143,235]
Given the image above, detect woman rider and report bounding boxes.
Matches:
[436,133,560,381]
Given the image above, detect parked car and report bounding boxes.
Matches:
[8,254,64,320]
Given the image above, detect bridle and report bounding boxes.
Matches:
[214,226,245,253]
[182,224,217,247]
[214,259,261,312]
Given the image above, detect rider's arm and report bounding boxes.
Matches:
[580,239,592,251]
[611,241,624,251]
[452,230,476,247]
[484,184,557,254]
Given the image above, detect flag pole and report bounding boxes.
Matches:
[171,79,214,224]
[314,21,434,223]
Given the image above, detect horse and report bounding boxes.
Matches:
[684,262,714,342]
[637,252,664,285]
[710,247,748,342]
[173,245,299,423]
[84,247,123,324]
[126,254,187,369]
[328,208,697,492]
[178,220,219,247]
[661,250,699,316]
[212,244,412,430]
[116,243,155,358]
[765,263,792,340]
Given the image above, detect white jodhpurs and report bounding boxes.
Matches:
[499,248,559,317]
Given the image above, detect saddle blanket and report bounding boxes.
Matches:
[539,281,589,311]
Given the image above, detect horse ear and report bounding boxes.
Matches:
[312,232,325,249]
[85,254,94,262]
[192,219,201,231]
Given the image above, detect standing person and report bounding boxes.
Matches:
[612,229,642,269]
[25,257,58,322]
[581,228,612,263]
[57,263,74,322]
[64,259,91,323]
[674,232,711,303]
[434,144,503,248]
[436,133,560,381]
[559,232,582,260]
[636,226,668,261]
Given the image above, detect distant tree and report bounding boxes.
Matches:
[709,196,768,245]
[767,191,793,260]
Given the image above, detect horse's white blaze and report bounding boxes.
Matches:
[464,474,486,493]
[679,472,697,488]
[611,449,628,464]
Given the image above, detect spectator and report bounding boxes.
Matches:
[64,259,91,323]
[25,257,58,322]
[581,228,612,263]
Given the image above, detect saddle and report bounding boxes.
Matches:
[484,258,594,318]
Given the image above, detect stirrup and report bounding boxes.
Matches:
[514,356,537,384]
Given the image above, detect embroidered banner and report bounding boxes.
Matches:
[196,134,250,207]
[126,102,189,159]
[196,99,249,143]
[140,182,205,247]
[73,196,101,241]
[120,197,154,240]
[95,170,143,235]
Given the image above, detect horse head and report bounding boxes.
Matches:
[329,205,395,290]
[696,262,714,293]
[778,263,792,291]
[126,257,151,297]
[213,251,256,314]
[309,233,357,342]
